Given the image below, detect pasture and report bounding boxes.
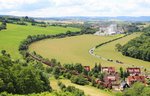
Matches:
[29,34,124,67]
[30,32,150,70]
[50,79,113,96]
[0,23,80,59]
[94,32,150,70]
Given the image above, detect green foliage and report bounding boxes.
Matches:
[74,63,83,73]
[0,91,77,96]
[121,32,150,61]
[120,67,124,78]
[92,63,101,73]
[123,82,150,96]
[0,53,51,94]
[71,75,89,85]
[58,82,85,96]
[0,21,7,31]
[147,79,150,85]
[115,43,122,51]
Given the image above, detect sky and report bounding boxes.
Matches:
[0,0,150,17]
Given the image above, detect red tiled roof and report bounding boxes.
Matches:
[102,67,115,73]
[84,66,90,71]
[127,76,145,85]
[127,68,141,74]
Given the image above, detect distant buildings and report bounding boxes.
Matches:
[94,24,124,36]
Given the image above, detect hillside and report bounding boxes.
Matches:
[0,23,80,59]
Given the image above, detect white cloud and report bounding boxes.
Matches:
[0,0,150,17]
[0,0,39,10]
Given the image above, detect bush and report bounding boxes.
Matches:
[71,75,89,85]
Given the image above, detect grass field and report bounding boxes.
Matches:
[50,78,113,96]
[30,33,150,70]
[94,32,150,70]
[0,23,80,59]
[29,34,123,67]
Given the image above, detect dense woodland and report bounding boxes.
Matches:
[117,31,150,61]
[0,51,51,94]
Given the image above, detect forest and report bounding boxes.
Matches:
[119,31,150,61]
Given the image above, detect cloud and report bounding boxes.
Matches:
[0,0,150,17]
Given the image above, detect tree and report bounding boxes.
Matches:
[53,66,60,75]
[92,63,99,73]
[0,54,51,94]
[0,78,4,90]
[123,82,148,96]
[141,86,150,96]
[1,50,6,55]
[74,63,83,73]
[115,43,122,51]
[71,75,89,85]
[98,63,102,72]
[120,67,124,78]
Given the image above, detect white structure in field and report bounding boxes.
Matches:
[94,24,124,36]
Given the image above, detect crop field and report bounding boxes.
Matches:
[0,23,80,59]
[50,79,113,96]
[94,32,150,70]
[29,34,124,67]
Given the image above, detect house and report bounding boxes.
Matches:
[127,68,141,76]
[103,72,120,89]
[84,66,90,71]
[102,67,115,73]
[120,81,130,90]
[95,78,102,84]
[127,76,146,86]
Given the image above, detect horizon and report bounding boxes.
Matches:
[0,0,150,17]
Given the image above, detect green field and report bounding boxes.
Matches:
[30,33,150,70]
[50,79,113,96]
[94,32,150,70]
[0,23,80,59]
[29,34,124,67]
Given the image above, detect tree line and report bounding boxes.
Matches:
[0,21,7,31]
[19,27,96,56]
[116,32,150,61]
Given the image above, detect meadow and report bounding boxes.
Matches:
[0,23,80,59]
[94,32,150,70]
[50,78,113,96]
[29,34,124,67]
[30,32,150,70]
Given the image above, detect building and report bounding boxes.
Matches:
[120,81,129,90]
[127,76,146,86]
[102,67,115,73]
[84,66,90,71]
[127,68,141,76]
[94,24,124,36]
[103,72,120,89]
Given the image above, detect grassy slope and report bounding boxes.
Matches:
[30,32,150,70]
[29,34,123,67]
[95,32,150,70]
[0,23,80,59]
[50,79,113,96]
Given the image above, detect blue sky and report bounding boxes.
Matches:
[0,0,150,17]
